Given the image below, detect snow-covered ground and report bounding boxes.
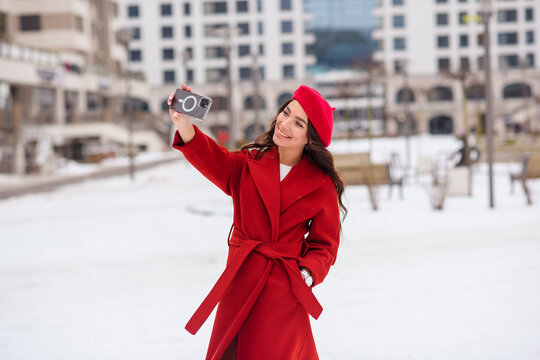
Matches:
[0,135,539,360]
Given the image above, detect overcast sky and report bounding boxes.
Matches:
[304,0,379,30]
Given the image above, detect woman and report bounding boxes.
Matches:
[168,84,346,360]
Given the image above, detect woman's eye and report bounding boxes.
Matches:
[296,121,303,128]
[283,111,289,116]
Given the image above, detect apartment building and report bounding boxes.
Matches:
[372,0,540,136]
[0,0,165,173]
[119,0,316,142]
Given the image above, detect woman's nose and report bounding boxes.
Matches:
[282,117,293,128]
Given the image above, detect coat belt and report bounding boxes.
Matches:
[185,232,323,335]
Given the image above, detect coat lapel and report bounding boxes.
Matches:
[247,147,281,242]
[280,154,323,214]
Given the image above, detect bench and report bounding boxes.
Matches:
[510,154,540,205]
[333,152,404,210]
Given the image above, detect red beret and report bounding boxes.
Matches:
[293,85,335,147]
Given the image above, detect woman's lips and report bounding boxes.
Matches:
[277,127,291,139]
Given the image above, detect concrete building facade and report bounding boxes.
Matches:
[0,0,166,174]
[118,0,316,143]
[372,0,540,136]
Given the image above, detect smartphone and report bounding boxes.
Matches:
[169,89,213,120]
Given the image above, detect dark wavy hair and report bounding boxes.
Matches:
[241,100,348,222]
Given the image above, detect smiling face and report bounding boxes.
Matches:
[272,100,309,153]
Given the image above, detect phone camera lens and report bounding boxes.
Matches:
[200,98,209,108]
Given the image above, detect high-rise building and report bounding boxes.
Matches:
[0,0,163,174]
[372,0,540,136]
[118,0,316,142]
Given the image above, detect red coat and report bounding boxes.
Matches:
[173,126,340,360]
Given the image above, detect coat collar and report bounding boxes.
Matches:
[280,153,323,213]
[247,146,323,242]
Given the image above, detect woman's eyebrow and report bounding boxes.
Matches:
[295,116,307,125]
[286,106,307,125]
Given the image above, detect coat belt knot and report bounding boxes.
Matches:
[185,232,323,335]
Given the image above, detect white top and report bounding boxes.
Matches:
[279,163,292,182]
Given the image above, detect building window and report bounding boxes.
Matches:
[238,23,249,35]
[282,42,294,55]
[394,37,406,50]
[185,25,192,38]
[459,12,467,25]
[259,44,264,55]
[477,56,484,70]
[459,34,468,47]
[527,53,535,67]
[497,9,517,22]
[162,48,174,60]
[258,22,264,34]
[238,44,250,57]
[205,23,227,37]
[498,32,518,45]
[206,68,226,82]
[428,87,453,102]
[503,83,532,99]
[477,33,485,47]
[87,93,101,111]
[239,67,251,80]
[393,0,404,5]
[525,8,534,21]
[436,13,448,26]
[128,5,139,18]
[458,0,467,2]
[526,31,534,44]
[438,58,450,72]
[245,95,266,109]
[186,69,194,82]
[205,46,226,58]
[281,20,293,33]
[237,1,248,12]
[281,0,292,11]
[437,35,449,48]
[436,0,447,3]
[130,49,142,62]
[257,0,263,12]
[75,16,83,32]
[19,15,41,31]
[163,70,175,84]
[394,60,405,73]
[0,12,7,37]
[132,27,141,40]
[184,3,191,15]
[161,26,173,38]
[499,54,519,68]
[185,47,193,59]
[393,15,405,28]
[283,65,295,78]
[460,57,470,71]
[161,4,172,16]
[206,47,226,59]
[204,1,227,14]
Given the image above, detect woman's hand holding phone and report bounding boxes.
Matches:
[168,84,195,143]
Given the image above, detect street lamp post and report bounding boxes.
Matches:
[117,28,136,181]
[480,0,495,208]
[251,53,261,131]
[399,60,412,180]
[213,25,239,149]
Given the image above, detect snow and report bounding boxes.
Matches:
[0,135,539,360]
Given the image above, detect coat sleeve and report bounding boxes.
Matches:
[172,125,245,196]
[298,177,341,286]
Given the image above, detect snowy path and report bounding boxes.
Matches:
[1,149,539,359]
